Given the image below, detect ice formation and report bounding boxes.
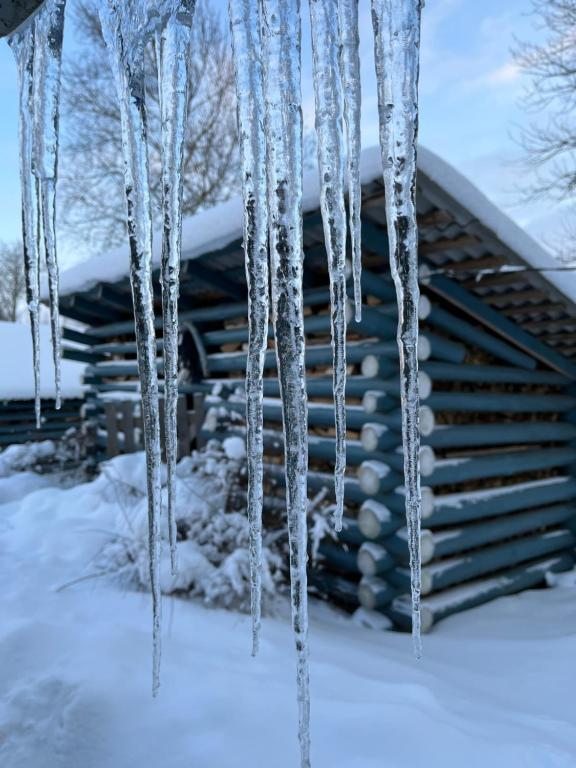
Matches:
[228,0,269,657]
[372,0,424,655]
[9,0,425,759]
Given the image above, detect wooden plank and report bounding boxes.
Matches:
[483,289,548,307]
[419,234,480,255]
[177,396,190,457]
[104,403,119,458]
[502,302,567,318]
[122,401,135,453]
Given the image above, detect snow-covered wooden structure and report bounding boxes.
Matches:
[0,321,84,447]
[56,146,576,630]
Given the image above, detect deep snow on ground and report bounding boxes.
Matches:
[1,459,576,768]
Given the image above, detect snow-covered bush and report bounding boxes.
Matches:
[96,439,284,611]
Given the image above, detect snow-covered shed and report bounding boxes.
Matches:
[0,321,85,447]
[56,146,576,630]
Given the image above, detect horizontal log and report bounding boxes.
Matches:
[316,541,359,576]
[309,571,359,607]
[429,446,576,487]
[429,502,576,560]
[426,391,576,413]
[362,371,431,411]
[357,497,433,541]
[430,476,576,527]
[357,576,398,611]
[85,286,333,340]
[210,395,426,434]
[390,552,575,632]
[261,462,435,518]
[391,528,576,595]
[426,304,536,369]
[360,409,436,452]
[421,360,569,386]
[360,334,465,376]
[214,374,403,403]
[425,421,576,450]
[207,340,399,375]
[357,542,396,577]
[357,447,436,495]
[0,428,71,445]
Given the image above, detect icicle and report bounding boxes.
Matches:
[31,0,66,410]
[337,0,362,322]
[98,0,164,695]
[261,0,311,765]
[9,27,42,429]
[308,0,347,533]
[371,0,424,657]
[228,0,269,657]
[155,1,196,577]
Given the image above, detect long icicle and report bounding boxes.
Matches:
[261,0,311,764]
[372,0,424,657]
[308,0,347,533]
[337,0,362,322]
[9,26,42,429]
[99,1,163,695]
[32,0,66,410]
[228,0,269,657]
[155,1,196,577]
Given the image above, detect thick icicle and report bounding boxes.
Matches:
[308,0,348,532]
[228,0,269,656]
[155,1,196,577]
[9,27,42,428]
[337,0,362,322]
[31,0,66,410]
[371,0,424,657]
[261,0,311,765]
[98,1,164,695]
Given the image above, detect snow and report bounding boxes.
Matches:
[0,321,84,401]
[57,144,576,307]
[1,463,576,767]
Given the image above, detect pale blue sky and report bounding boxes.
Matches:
[0,0,559,269]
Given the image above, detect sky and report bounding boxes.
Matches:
[0,0,561,270]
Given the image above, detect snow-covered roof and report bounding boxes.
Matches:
[0,322,85,401]
[58,144,572,305]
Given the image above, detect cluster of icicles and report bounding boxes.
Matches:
[8,1,423,765]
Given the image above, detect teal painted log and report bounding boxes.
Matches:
[309,571,359,607]
[421,270,576,378]
[384,528,436,565]
[90,339,163,356]
[426,420,576,449]
[61,327,99,345]
[426,304,536,369]
[213,374,403,403]
[356,542,395,577]
[357,576,398,611]
[351,262,395,303]
[207,340,399,375]
[413,528,575,594]
[86,286,333,340]
[429,446,576,487]
[426,391,576,413]
[210,395,428,434]
[261,462,436,518]
[316,541,359,575]
[62,348,104,364]
[360,408,436,453]
[357,447,436,495]
[429,502,576,560]
[362,371,430,411]
[86,360,163,378]
[431,476,576,527]
[391,552,575,632]
[357,497,434,540]
[0,428,71,445]
[421,360,569,386]
[360,333,465,377]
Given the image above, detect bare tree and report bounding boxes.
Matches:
[58,0,239,255]
[513,0,576,250]
[0,243,26,322]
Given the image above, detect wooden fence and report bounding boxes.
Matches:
[103,393,205,459]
